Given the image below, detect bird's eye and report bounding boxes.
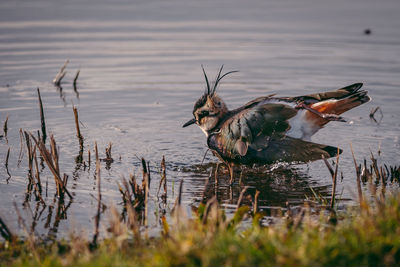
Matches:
[201,111,209,117]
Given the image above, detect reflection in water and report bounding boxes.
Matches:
[55,84,67,106]
[30,201,47,235]
[185,162,331,214]
[45,198,72,240]
[369,106,383,125]
[73,69,80,99]
[14,198,70,241]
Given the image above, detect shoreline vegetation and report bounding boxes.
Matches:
[1,73,400,266]
[1,177,400,266]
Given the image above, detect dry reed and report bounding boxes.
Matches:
[31,134,73,200]
[157,156,167,200]
[92,142,102,246]
[37,88,47,143]
[53,60,69,86]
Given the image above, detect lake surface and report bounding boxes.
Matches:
[1,0,400,239]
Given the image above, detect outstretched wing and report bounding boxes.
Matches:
[208,101,298,159]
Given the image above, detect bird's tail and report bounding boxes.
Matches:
[310,88,370,115]
[303,83,371,127]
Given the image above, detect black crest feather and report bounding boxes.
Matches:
[201,65,238,96]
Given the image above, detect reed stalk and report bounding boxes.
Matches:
[72,106,84,150]
[37,88,47,143]
[31,134,73,199]
[53,60,69,86]
[92,142,101,246]
[157,156,167,199]
[350,144,363,204]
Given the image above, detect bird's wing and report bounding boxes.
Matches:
[290,83,364,104]
[247,135,341,164]
[209,130,341,164]
[209,102,297,159]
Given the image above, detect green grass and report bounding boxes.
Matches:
[1,193,400,267]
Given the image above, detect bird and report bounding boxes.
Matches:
[183,66,371,182]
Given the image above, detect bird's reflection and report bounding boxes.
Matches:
[184,162,331,212]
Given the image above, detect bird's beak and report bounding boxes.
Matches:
[182,118,196,128]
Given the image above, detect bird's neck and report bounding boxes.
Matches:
[201,109,231,136]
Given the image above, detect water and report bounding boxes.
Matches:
[1,0,400,239]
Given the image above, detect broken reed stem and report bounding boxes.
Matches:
[370,150,386,199]
[72,106,84,150]
[92,142,101,246]
[119,178,130,207]
[37,88,47,143]
[370,150,381,182]
[162,158,167,197]
[30,134,73,200]
[141,158,149,226]
[171,179,184,216]
[236,186,249,211]
[350,144,363,204]
[171,179,184,223]
[105,143,113,161]
[141,158,148,189]
[157,156,167,198]
[128,174,137,201]
[53,59,69,86]
[50,135,61,196]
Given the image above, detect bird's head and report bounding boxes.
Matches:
[183,65,237,135]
